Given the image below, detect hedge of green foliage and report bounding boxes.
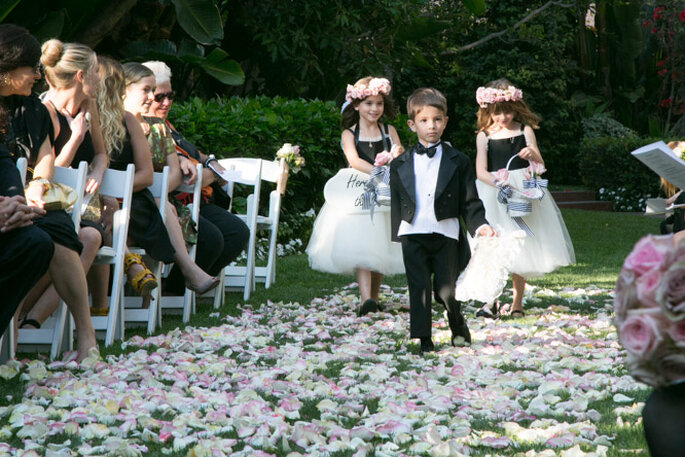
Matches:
[578,136,665,211]
[169,96,414,240]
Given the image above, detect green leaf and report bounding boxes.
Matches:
[170,0,224,46]
[201,48,244,85]
[178,40,205,64]
[460,0,485,15]
[32,10,65,42]
[0,0,21,23]
[121,40,178,60]
[395,17,451,42]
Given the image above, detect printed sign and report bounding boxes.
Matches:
[323,168,390,214]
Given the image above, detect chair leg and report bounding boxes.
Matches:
[50,300,68,360]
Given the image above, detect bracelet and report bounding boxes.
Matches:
[30,178,50,191]
[203,154,217,168]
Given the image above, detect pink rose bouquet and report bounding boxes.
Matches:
[614,234,685,386]
[276,143,305,174]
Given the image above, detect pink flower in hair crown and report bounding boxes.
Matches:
[345,78,391,103]
[475,86,524,108]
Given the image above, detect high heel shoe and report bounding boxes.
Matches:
[186,277,220,295]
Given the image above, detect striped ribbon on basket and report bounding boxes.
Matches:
[361,165,391,221]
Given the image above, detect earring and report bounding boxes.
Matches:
[0,73,10,86]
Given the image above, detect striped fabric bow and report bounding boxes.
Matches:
[361,165,391,221]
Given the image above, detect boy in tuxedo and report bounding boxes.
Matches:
[390,88,495,353]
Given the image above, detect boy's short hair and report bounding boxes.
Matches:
[406,88,447,120]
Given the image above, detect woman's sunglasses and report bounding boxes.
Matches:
[154,91,175,103]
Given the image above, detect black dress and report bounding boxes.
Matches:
[5,95,83,254]
[347,123,392,165]
[0,112,54,335]
[164,121,248,293]
[485,126,529,172]
[109,128,175,263]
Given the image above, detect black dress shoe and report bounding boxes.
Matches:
[420,337,435,353]
[358,299,379,316]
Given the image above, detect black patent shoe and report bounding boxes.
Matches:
[358,299,379,316]
[420,337,435,354]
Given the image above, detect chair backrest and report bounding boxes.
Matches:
[175,163,203,224]
[98,164,136,250]
[148,166,170,222]
[52,161,89,229]
[16,157,28,186]
[217,158,263,212]
[260,158,289,195]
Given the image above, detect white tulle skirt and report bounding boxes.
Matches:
[306,202,405,275]
[475,169,575,278]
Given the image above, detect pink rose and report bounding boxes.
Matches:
[656,260,685,321]
[636,267,663,309]
[622,235,671,277]
[492,168,509,184]
[668,320,685,345]
[374,151,393,167]
[619,313,663,359]
[614,269,638,321]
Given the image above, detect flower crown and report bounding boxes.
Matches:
[475,85,523,108]
[345,78,391,103]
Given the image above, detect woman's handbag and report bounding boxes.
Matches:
[35,179,77,211]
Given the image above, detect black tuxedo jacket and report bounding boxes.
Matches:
[389,142,488,247]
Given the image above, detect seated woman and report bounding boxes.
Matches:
[21,39,111,323]
[122,62,219,295]
[95,56,174,309]
[142,60,248,294]
[0,24,96,360]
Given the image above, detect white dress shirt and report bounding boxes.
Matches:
[398,143,461,240]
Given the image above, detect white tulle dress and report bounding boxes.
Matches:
[474,132,575,279]
[306,133,404,275]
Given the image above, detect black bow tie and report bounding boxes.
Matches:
[415,141,440,158]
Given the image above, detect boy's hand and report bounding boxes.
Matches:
[477,224,497,237]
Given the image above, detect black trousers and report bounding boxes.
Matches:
[165,202,249,294]
[643,382,685,457]
[0,225,54,335]
[400,233,464,339]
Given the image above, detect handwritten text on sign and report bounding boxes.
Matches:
[323,168,390,214]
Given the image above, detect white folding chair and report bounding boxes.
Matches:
[91,164,135,347]
[254,158,289,289]
[124,166,169,334]
[216,158,262,300]
[161,164,202,322]
[17,161,88,359]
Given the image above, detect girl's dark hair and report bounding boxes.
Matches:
[0,24,41,138]
[340,76,397,130]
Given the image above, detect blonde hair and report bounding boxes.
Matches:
[40,39,96,89]
[123,62,154,87]
[476,78,540,133]
[142,60,172,85]
[406,87,447,120]
[96,56,126,156]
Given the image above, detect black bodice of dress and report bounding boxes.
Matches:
[349,123,391,165]
[109,126,134,171]
[53,109,95,165]
[486,130,529,172]
[3,95,53,167]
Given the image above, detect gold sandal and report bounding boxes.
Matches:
[124,253,158,296]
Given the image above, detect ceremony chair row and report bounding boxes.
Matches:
[2,156,288,360]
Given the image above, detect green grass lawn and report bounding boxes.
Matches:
[2,208,662,456]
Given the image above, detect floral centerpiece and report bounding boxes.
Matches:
[614,234,685,387]
[276,143,305,174]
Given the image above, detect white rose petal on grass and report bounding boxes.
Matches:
[613,393,633,403]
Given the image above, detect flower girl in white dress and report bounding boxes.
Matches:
[306,77,404,315]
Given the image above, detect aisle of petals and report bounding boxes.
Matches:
[0,285,648,457]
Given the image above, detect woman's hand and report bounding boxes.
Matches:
[179,156,198,185]
[0,195,45,232]
[24,180,45,208]
[85,166,103,194]
[62,109,90,143]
